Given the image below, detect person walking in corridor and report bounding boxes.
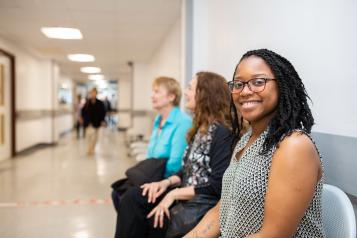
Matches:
[74,94,85,139]
[82,88,106,156]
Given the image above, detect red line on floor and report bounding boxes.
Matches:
[0,198,112,208]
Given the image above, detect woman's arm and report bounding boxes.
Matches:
[170,185,195,200]
[249,132,322,237]
[183,202,221,238]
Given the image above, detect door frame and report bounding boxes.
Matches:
[0,48,16,157]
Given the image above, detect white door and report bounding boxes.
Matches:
[0,54,11,161]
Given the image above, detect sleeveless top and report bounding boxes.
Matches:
[219,127,326,237]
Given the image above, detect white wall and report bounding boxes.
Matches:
[55,114,73,138]
[16,118,52,151]
[0,38,53,151]
[147,18,182,84]
[122,18,183,138]
[54,74,74,141]
[118,74,132,110]
[190,0,357,195]
[16,57,53,111]
[118,74,132,129]
[134,19,182,110]
[133,63,150,110]
[192,0,357,138]
[0,37,73,152]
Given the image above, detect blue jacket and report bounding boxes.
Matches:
[147,107,192,177]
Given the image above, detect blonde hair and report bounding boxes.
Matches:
[152,77,182,106]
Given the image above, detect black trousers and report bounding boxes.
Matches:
[75,121,86,139]
[115,186,170,238]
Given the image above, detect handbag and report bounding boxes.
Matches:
[165,194,219,238]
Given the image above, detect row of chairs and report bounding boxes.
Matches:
[124,129,149,161]
[122,113,156,161]
[129,140,149,161]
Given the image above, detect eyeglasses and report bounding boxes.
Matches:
[227,78,276,93]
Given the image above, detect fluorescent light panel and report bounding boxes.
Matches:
[68,54,95,62]
[88,74,104,80]
[80,67,101,74]
[41,27,83,39]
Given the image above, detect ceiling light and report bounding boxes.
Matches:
[61,83,69,89]
[88,74,104,80]
[68,54,95,62]
[41,27,83,39]
[80,67,101,74]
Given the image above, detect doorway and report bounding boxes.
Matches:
[0,49,15,159]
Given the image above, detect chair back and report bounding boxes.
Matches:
[322,184,356,238]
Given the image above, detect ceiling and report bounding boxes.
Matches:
[0,0,182,81]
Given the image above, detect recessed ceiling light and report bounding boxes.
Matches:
[68,54,95,62]
[41,27,83,39]
[88,74,104,80]
[80,67,101,74]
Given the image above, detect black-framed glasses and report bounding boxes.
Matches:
[227,78,276,93]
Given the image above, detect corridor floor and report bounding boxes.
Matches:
[0,129,134,238]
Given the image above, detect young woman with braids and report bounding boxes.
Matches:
[116,72,237,238]
[184,49,326,238]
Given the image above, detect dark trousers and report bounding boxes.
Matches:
[114,186,169,238]
[75,121,86,139]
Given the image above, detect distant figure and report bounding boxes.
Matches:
[82,88,106,156]
[103,96,113,127]
[74,94,85,139]
[81,97,90,138]
[103,96,112,112]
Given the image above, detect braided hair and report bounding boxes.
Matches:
[229,64,243,146]
[231,49,315,154]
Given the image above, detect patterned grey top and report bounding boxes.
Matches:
[219,127,326,238]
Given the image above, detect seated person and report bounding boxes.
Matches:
[112,76,192,210]
[146,76,193,178]
[115,71,235,238]
[184,49,325,238]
